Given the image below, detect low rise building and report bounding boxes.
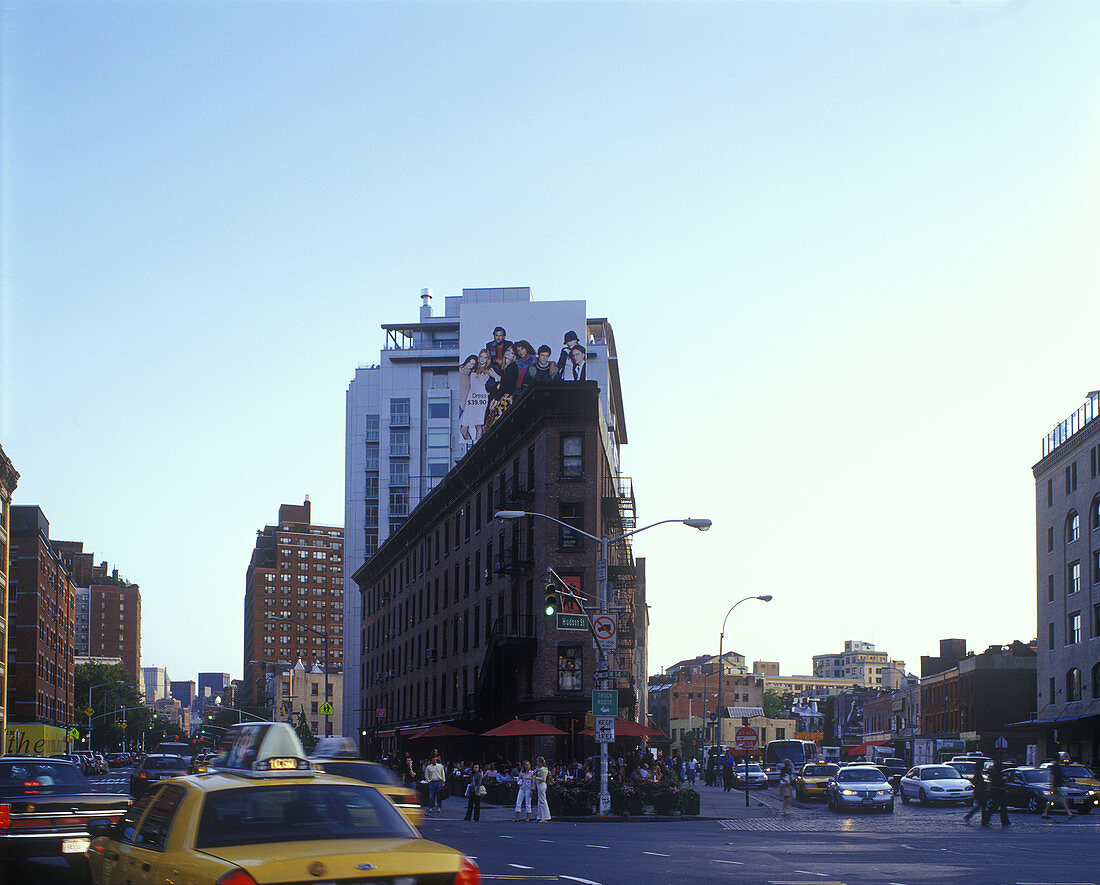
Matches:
[813,640,906,688]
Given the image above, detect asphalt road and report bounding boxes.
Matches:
[416,798,1099,885]
[13,773,1099,885]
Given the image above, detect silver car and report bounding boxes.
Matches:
[827,765,894,813]
[900,764,974,805]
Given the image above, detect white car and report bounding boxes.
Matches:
[900,764,975,805]
[731,762,769,789]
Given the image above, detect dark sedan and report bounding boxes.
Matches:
[128,754,189,798]
[1002,766,1096,814]
[0,757,131,867]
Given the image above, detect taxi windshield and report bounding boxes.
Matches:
[319,761,401,786]
[143,756,187,769]
[195,783,415,848]
[803,765,837,777]
[1062,765,1095,778]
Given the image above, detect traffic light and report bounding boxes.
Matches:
[543,584,557,617]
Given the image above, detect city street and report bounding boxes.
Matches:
[13,774,1099,885]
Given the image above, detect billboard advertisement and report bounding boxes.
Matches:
[457,300,588,448]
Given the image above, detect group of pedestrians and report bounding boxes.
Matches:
[512,757,553,822]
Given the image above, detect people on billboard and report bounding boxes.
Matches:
[529,345,559,383]
[458,354,478,410]
[563,344,586,381]
[485,326,513,369]
[513,340,536,390]
[459,350,491,441]
[486,345,518,425]
[556,331,580,375]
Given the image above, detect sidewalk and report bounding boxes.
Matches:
[429,782,785,823]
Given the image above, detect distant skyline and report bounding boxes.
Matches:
[3,1,1097,692]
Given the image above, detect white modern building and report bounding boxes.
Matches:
[342,286,628,737]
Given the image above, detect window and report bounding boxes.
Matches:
[1049,676,1056,703]
[1048,622,1055,650]
[560,434,584,479]
[1066,668,1082,702]
[1092,497,1100,531]
[1067,512,1080,543]
[390,462,409,488]
[1069,561,1081,594]
[427,428,450,448]
[1047,527,1054,552]
[1047,478,1053,507]
[1094,550,1100,585]
[135,785,185,850]
[1069,611,1082,644]
[559,503,584,549]
[558,646,582,691]
[427,397,450,419]
[1048,574,1054,603]
[390,398,411,426]
[364,446,379,471]
[390,429,410,456]
[365,415,380,443]
[428,459,449,482]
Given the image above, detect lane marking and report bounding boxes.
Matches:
[714,860,745,865]
[561,878,603,885]
[793,873,830,878]
[509,864,535,870]
[643,851,671,857]
[585,844,610,849]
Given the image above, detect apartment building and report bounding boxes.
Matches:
[0,445,19,737]
[812,640,906,688]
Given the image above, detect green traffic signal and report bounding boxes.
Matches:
[543,584,557,617]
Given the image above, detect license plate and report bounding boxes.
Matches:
[62,838,90,854]
[862,797,874,803]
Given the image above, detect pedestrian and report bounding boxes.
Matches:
[401,752,417,787]
[463,763,484,821]
[980,760,1011,828]
[721,752,735,792]
[963,766,988,823]
[534,755,552,822]
[424,754,447,815]
[1042,758,1076,819]
[778,758,795,815]
[514,760,535,821]
[686,755,697,786]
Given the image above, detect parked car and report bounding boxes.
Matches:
[880,757,908,782]
[826,765,894,813]
[899,764,975,805]
[1001,766,1095,814]
[93,754,109,775]
[945,759,979,778]
[128,754,190,798]
[0,757,131,870]
[794,763,839,801]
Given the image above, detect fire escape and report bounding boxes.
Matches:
[601,474,639,711]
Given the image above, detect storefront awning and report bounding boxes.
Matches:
[843,740,889,756]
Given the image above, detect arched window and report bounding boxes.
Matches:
[1066,668,1082,702]
[1067,512,1080,543]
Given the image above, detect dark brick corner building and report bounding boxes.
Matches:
[353,381,644,760]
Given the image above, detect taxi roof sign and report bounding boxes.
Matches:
[311,736,358,759]
[208,722,316,778]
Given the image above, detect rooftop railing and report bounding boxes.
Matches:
[1042,391,1100,458]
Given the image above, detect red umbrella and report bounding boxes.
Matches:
[481,718,567,737]
[579,718,666,739]
[410,723,475,740]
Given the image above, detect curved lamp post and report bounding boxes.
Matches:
[495,509,711,816]
[715,595,773,751]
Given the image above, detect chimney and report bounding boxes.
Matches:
[420,288,433,320]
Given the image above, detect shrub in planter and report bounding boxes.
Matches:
[610,783,645,815]
[680,787,700,815]
[547,782,596,816]
[483,780,517,806]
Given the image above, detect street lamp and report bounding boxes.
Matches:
[495,509,712,816]
[86,680,124,751]
[268,615,331,736]
[715,595,773,752]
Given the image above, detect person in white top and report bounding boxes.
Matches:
[534,756,552,822]
[514,760,535,821]
[424,755,447,814]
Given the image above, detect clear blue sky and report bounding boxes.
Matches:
[3,1,1097,686]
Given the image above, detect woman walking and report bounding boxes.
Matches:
[514,760,535,821]
[534,756,552,822]
[463,763,484,822]
[778,758,795,815]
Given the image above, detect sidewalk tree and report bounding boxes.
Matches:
[762,689,785,719]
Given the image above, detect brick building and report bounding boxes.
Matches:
[0,445,19,737]
[353,381,644,760]
[7,506,76,727]
[648,668,764,747]
[242,500,344,734]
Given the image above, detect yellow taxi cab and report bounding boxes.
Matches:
[85,722,478,885]
[310,736,423,827]
[1041,761,1100,804]
[794,762,839,801]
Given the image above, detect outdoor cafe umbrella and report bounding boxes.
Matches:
[410,723,475,740]
[481,718,567,738]
[579,717,665,739]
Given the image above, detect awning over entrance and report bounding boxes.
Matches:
[843,740,889,756]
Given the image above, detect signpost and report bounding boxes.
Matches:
[594,716,616,743]
[994,736,1008,750]
[734,726,758,806]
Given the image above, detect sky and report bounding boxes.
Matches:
[2,1,1097,689]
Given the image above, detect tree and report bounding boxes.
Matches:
[762,689,785,720]
[75,662,151,752]
[681,728,703,761]
[294,709,318,753]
